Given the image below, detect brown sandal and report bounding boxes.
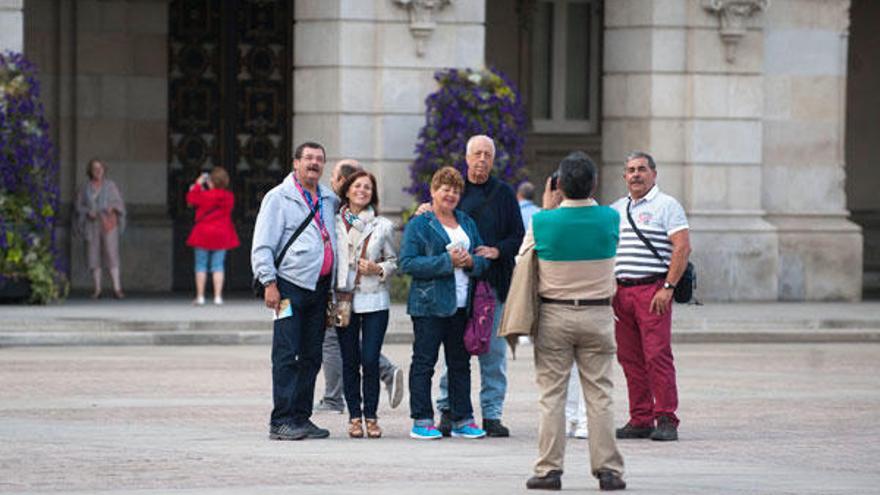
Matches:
[365,418,382,438]
[348,418,364,438]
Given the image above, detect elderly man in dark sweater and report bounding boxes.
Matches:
[419,135,524,437]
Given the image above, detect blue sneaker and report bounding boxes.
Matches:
[410,424,442,440]
[451,422,486,439]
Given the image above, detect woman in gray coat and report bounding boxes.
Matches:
[75,158,126,299]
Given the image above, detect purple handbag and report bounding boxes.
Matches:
[464,281,496,356]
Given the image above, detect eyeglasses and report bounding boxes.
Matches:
[300,154,325,163]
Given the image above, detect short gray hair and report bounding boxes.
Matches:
[466,135,496,157]
[517,181,535,200]
[625,151,656,170]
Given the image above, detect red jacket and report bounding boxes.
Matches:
[186,184,240,250]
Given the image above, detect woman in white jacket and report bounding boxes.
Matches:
[335,170,398,439]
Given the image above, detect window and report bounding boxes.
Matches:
[530,0,601,134]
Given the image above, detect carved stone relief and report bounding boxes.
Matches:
[702,0,769,63]
[392,0,454,57]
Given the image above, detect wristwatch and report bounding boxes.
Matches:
[263,279,276,287]
[662,281,676,290]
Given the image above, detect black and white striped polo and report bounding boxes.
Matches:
[610,186,689,280]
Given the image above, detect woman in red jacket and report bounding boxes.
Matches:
[186,167,240,305]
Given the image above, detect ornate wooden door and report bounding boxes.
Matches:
[168,0,291,291]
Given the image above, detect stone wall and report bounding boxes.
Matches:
[24,0,171,292]
[293,0,485,213]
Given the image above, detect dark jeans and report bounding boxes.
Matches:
[409,309,473,422]
[270,275,330,427]
[338,309,390,419]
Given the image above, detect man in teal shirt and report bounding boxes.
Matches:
[520,152,626,491]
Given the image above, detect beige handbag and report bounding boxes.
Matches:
[327,233,371,328]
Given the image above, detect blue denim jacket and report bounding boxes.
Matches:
[400,210,489,317]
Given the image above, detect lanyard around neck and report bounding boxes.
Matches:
[292,177,329,240]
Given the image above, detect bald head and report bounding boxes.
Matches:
[331,159,362,194]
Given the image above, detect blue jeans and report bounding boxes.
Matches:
[270,276,330,427]
[409,310,474,423]
[194,248,226,273]
[337,309,389,419]
[437,293,507,419]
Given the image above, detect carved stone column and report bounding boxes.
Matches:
[761,0,862,300]
[602,0,779,301]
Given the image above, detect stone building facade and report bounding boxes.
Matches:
[2,0,875,301]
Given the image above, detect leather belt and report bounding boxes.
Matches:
[540,296,611,307]
[616,274,665,287]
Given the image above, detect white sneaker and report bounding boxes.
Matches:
[193,296,205,306]
[387,366,405,409]
[573,425,588,439]
[213,296,223,305]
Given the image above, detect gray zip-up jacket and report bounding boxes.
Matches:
[251,173,338,291]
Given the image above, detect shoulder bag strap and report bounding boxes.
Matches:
[625,198,667,266]
[352,232,372,288]
[273,207,317,268]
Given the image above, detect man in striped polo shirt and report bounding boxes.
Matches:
[611,151,692,442]
[521,152,626,491]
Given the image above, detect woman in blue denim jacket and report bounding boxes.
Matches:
[400,166,490,440]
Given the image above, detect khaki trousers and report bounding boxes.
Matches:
[533,304,624,477]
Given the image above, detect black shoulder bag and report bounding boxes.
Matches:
[251,208,317,298]
[625,199,695,304]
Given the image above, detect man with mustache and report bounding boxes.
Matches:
[252,141,338,440]
[419,134,524,437]
[314,159,405,414]
[610,151,691,442]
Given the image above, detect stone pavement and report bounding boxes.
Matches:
[1,296,880,346]
[1,343,879,494]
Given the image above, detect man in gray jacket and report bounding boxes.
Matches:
[252,141,338,440]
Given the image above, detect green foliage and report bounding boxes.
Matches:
[389,273,412,304]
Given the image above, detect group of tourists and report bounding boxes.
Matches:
[250,136,692,492]
[75,136,690,492]
[250,136,521,443]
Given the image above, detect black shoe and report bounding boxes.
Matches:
[269,423,307,441]
[301,419,331,439]
[483,418,510,437]
[438,410,452,437]
[526,470,562,490]
[598,470,626,491]
[650,416,678,441]
[615,421,654,439]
